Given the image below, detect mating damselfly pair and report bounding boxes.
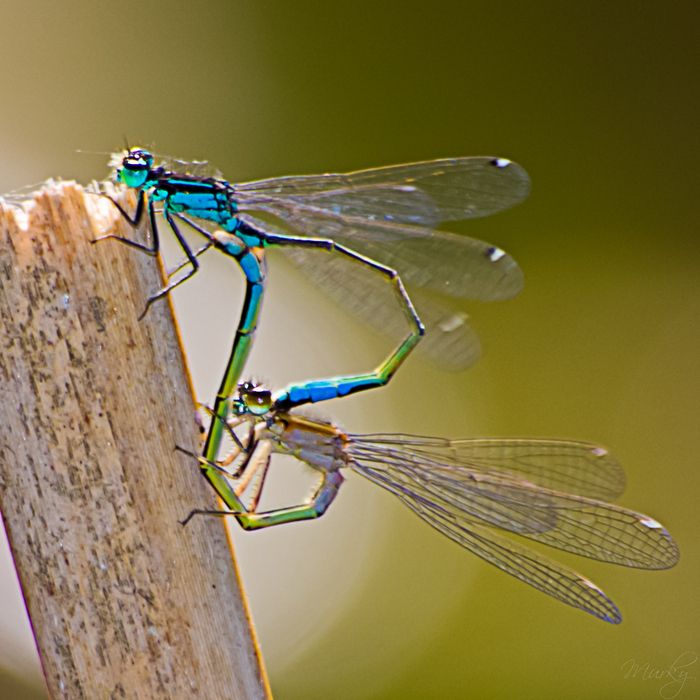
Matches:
[97,146,678,623]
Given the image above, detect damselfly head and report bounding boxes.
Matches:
[234,381,273,417]
[111,148,155,189]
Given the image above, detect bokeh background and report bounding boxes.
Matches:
[1,1,698,698]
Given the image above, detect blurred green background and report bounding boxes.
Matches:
[0,1,698,698]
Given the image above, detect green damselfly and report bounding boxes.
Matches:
[182,380,678,624]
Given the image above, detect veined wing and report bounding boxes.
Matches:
[235,157,530,226]
[279,245,482,370]
[406,494,623,623]
[357,459,622,622]
[151,150,224,180]
[1,180,53,206]
[350,436,625,501]
[351,450,678,569]
[240,212,523,301]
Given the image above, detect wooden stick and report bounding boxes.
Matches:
[0,183,270,699]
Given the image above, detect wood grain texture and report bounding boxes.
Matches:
[0,184,270,699]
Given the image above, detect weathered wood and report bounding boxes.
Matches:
[0,184,270,699]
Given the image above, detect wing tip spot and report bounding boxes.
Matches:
[486,246,507,262]
[640,515,664,530]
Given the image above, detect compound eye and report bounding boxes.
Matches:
[244,388,272,416]
[124,149,152,170]
[125,156,144,169]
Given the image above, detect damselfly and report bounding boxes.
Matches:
[98,147,529,512]
[182,380,679,623]
[101,148,529,369]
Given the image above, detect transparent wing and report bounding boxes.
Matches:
[347,446,677,621]
[356,459,622,622]
[351,436,625,501]
[279,245,482,370]
[402,493,624,623]
[151,151,224,180]
[1,179,55,206]
[349,443,679,570]
[239,210,523,301]
[236,157,530,225]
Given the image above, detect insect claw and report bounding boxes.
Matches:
[174,444,198,459]
[179,511,196,527]
[138,293,162,321]
[137,304,150,322]
[180,508,243,526]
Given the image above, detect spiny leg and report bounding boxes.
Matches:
[165,213,218,275]
[174,445,234,478]
[166,241,213,276]
[93,194,204,318]
[183,470,345,530]
[234,441,272,509]
[178,430,270,495]
[94,185,145,227]
[237,468,344,530]
[179,438,273,526]
[175,410,253,515]
[137,212,201,319]
[91,191,160,255]
[197,403,248,454]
